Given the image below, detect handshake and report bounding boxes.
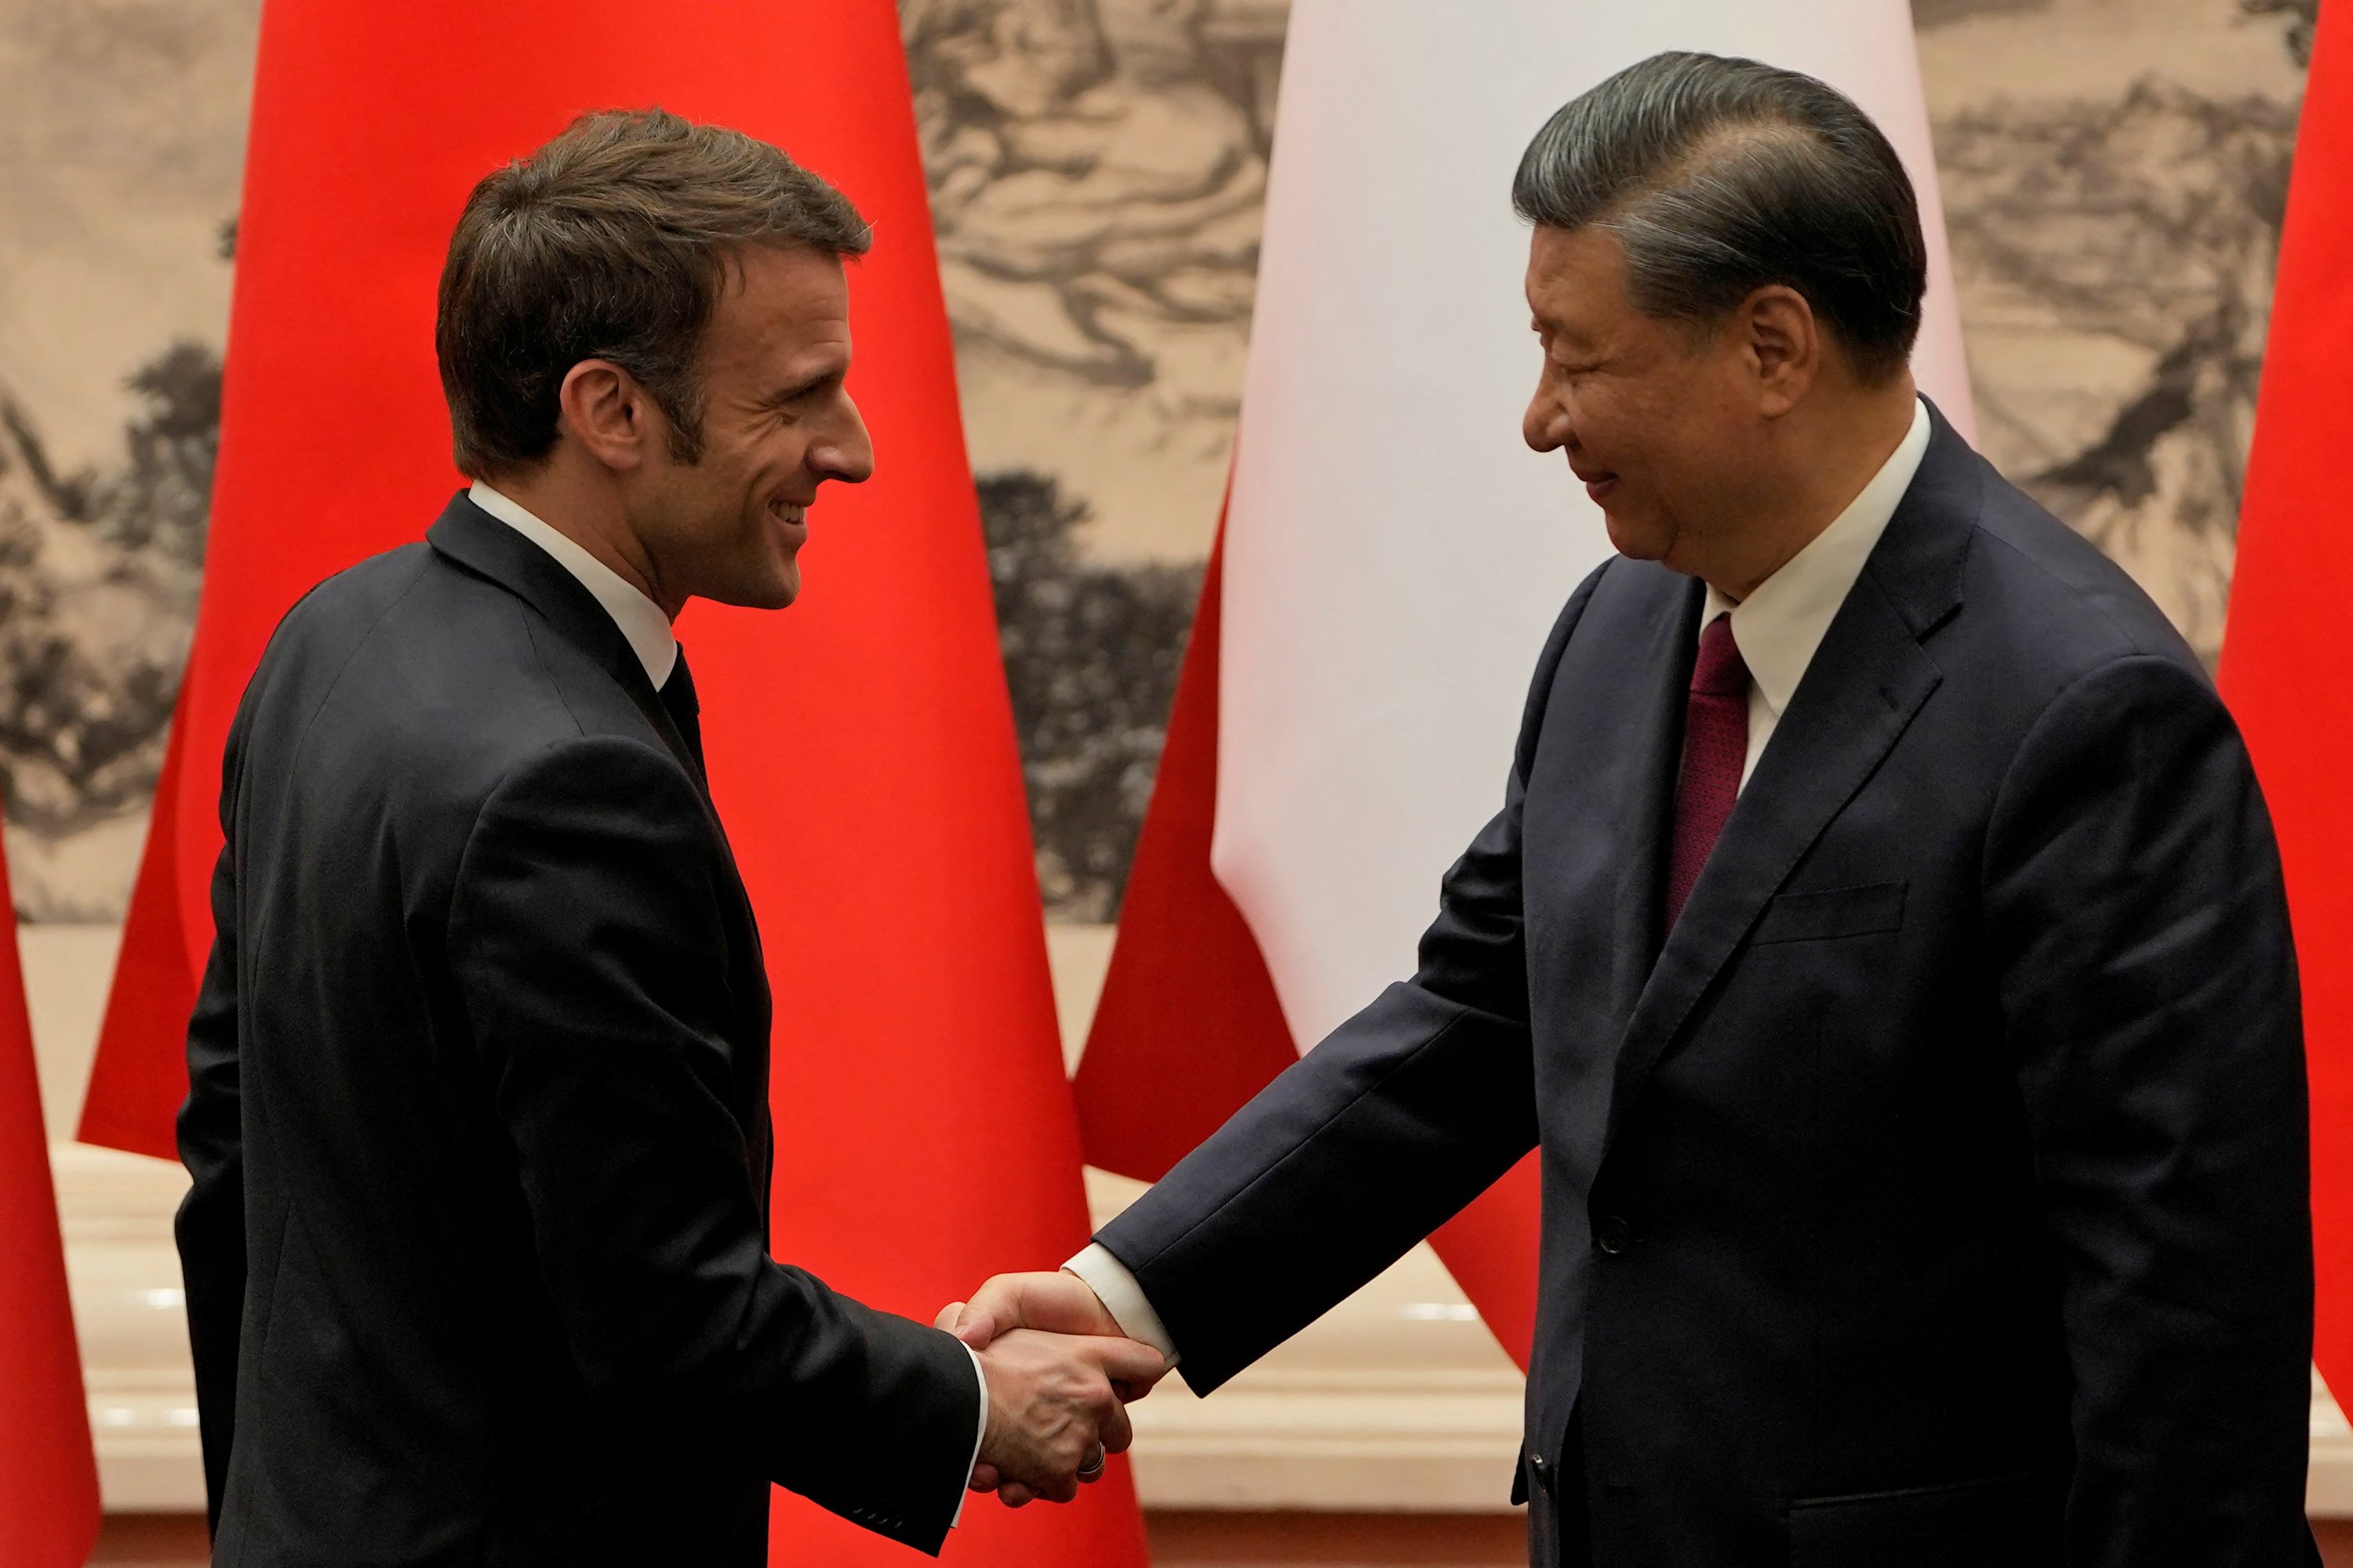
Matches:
[937,1271,1169,1508]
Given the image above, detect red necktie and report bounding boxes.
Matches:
[1665,612,1750,930]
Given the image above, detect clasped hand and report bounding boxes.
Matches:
[938,1271,1166,1508]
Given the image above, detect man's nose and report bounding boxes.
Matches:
[1523,384,1566,453]
[814,397,875,486]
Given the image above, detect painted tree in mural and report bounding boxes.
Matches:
[0,344,213,892]
[904,0,1280,922]
[1934,5,2311,664]
[980,471,1198,920]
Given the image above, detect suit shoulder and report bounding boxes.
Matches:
[245,541,655,817]
[262,540,433,652]
[1952,465,2202,686]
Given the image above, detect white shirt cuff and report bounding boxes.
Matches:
[1063,1242,1180,1366]
[952,1341,987,1528]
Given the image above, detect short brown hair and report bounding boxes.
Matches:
[435,107,871,475]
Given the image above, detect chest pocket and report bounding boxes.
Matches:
[1750,882,1907,945]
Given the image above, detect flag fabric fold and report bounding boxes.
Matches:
[0,841,101,1567]
[77,690,195,1159]
[1078,0,1973,1373]
[2217,0,2353,1409]
[76,2,1145,1559]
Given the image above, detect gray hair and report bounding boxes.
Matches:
[1512,52,1926,384]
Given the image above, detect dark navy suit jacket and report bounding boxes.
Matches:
[1097,407,2315,1566]
[176,495,979,1567]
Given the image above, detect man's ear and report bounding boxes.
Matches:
[1743,285,1819,418]
[555,358,656,472]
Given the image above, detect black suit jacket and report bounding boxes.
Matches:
[176,494,979,1567]
[1097,407,2315,1566]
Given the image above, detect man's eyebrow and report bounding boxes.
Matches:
[764,362,846,405]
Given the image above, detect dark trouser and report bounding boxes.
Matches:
[1528,1408,2326,1568]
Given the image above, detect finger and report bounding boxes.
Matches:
[1098,1397,1134,1456]
[935,1301,966,1332]
[1038,1470,1079,1505]
[999,1483,1035,1508]
[1088,1334,1170,1388]
[950,1308,996,1348]
[967,1462,1001,1493]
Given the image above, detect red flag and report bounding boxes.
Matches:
[2217,0,2353,1405]
[0,843,101,1566]
[76,2,1147,1560]
[76,695,194,1159]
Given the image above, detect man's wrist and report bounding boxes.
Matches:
[1063,1242,1180,1366]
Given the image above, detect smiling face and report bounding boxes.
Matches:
[627,243,874,609]
[1522,225,1773,576]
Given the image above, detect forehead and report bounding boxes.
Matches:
[1524,225,1633,334]
[701,245,852,376]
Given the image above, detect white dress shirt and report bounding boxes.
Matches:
[1062,397,1934,1363]
[471,480,990,1512]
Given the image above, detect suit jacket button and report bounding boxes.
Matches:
[1594,1215,1633,1254]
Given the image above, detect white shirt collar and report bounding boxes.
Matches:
[1703,396,1933,718]
[468,480,678,689]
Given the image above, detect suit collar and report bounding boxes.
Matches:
[1709,396,1933,724]
[466,479,678,687]
[426,491,707,791]
[1853,396,1980,642]
[1600,399,1982,1156]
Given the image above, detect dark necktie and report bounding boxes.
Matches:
[1664,613,1750,931]
[658,646,705,775]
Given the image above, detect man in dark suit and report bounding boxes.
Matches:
[947,53,2317,1564]
[173,109,1161,1567]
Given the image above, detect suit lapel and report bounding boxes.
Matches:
[1601,405,1984,1155]
[1606,576,1704,1026]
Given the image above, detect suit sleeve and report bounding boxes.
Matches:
[1984,654,2313,1567]
[1093,566,1605,1394]
[174,718,249,1539]
[446,736,980,1555]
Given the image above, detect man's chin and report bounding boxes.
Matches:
[1601,511,1668,564]
[703,565,800,611]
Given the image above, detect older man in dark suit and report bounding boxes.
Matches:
[948,52,2317,1566]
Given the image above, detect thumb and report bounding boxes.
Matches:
[934,1301,966,1333]
[951,1305,998,1348]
